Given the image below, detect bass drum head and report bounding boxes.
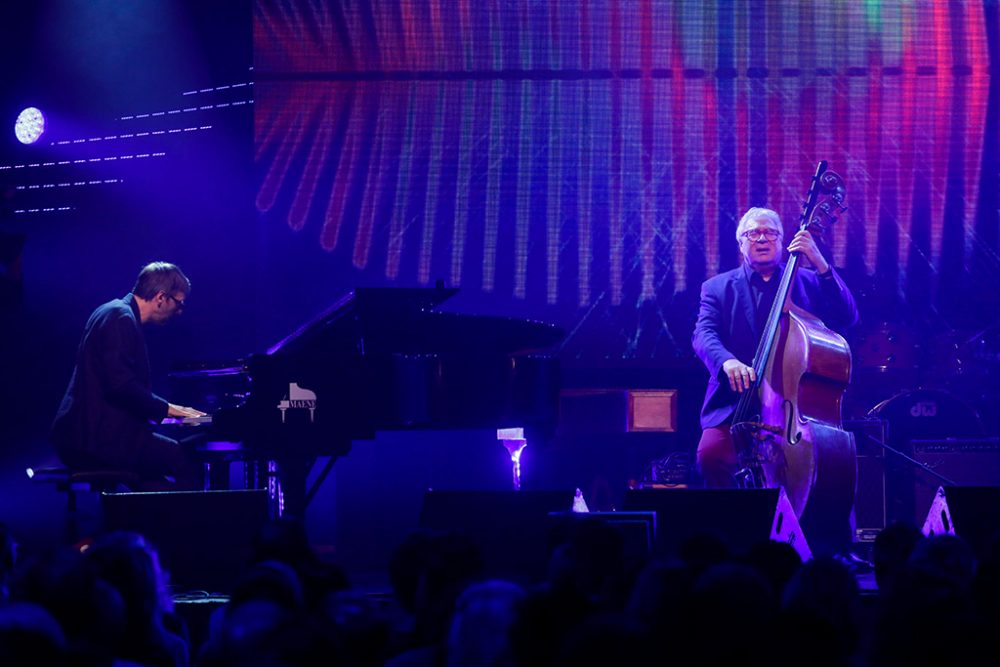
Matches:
[868,388,984,444]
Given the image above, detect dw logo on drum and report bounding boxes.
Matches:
[909,401,938,418]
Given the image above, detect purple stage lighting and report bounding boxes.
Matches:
[14,107,45,144]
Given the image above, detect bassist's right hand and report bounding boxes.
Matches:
[722,359,757,393]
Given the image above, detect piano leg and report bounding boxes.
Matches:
[270,458,312,519]
[268,460,281,517]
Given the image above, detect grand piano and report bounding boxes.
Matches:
[167,286,563,516]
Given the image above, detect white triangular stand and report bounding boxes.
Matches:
[572,488,590,513]
[922,486,954,538]
[771,486,812,562]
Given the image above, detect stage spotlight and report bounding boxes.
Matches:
[14,107,45,144]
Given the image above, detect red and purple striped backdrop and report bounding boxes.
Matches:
[254,0,997,324]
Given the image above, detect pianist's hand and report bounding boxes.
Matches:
[168,403,207,419]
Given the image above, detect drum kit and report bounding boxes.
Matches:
[847,321,1000,526]
[848,320,1000,437]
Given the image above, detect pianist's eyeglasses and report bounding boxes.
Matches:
[165,293,186,309]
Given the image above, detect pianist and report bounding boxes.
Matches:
[51,262,205,488]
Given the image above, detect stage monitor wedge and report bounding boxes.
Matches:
[623,487,811,562]
[419,489,577,582]
[102,489,269,594]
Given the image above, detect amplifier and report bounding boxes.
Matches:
[844,419,888,537]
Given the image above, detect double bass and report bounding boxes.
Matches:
[730,161,856,549]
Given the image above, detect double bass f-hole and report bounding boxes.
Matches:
[783,399,802,445]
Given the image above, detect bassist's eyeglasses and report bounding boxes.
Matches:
[742,229,780,242]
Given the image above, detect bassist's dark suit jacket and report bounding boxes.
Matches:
[691,263,858,429]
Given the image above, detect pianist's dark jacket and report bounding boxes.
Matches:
[52,293,170,469]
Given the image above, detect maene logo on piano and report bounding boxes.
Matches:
[277,382,317,423]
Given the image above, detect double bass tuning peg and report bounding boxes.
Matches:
[809,199,847,233]
[804,167,848,233]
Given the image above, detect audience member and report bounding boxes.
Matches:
[84,531,189,667]
[3,514,998,667]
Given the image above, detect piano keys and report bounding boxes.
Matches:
[161,415,213,426]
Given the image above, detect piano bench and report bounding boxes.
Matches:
[26,466,140,542]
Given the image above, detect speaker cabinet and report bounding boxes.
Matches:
[547,511,656,566]
[102,490,269,594]
[845,419,888,539]
[419,489,576,582]
[923,486,1000,558]
[622,488,811,562]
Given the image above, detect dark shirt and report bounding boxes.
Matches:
[52,294,170,468]
[746,263,781,339]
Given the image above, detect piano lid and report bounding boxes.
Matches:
[263,286,563,359]
[266,286,459,356]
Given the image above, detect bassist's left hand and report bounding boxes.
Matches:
[787,229,830,274]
